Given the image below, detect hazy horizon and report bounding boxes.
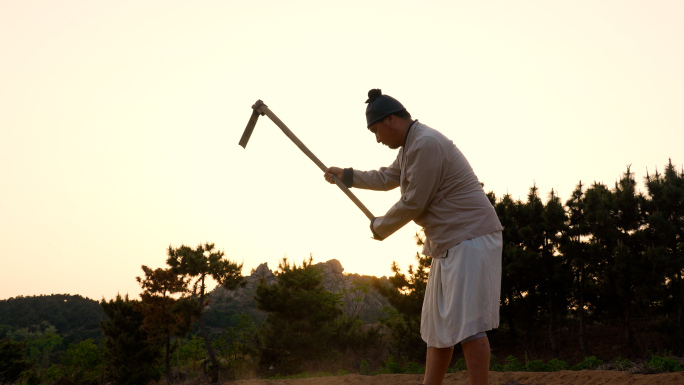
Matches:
[0,256,385,301]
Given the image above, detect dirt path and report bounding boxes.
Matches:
[231,370,684,385]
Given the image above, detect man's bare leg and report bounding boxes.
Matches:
[423,347,453,385]
[461,336,490,385]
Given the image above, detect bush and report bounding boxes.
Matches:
[359,359,370,375]
[501,355,524,372]
[381,356,403,374]
[489,354,503,372]
[612,357,631,371]
[572,356,603,370]
[403,361,424,374]
[546,358,570,372]
[58,339,105,382]
[450,358,466,372]
[525,359,546,372]
[647,353,681,373]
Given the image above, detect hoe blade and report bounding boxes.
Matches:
[238,109,260,149]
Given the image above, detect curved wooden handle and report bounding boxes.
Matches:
[255,102,375,221]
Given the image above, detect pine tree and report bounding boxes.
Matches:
[540,189,571,356]
[100,294,161,385]
[563,181,593,355]
[166,243,245,384]
[610,166,648,348]
[583,182,621,336]
[255,256,345,373]
[136,266,191,382]
[644,160,684,335]
[515,184,547,343]
[494,193,524,338]
[373,232,431,361]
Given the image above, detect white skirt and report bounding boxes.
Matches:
[420,231,502,348]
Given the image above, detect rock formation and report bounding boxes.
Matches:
[205,259,390,329]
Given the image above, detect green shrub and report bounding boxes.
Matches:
[573,356,603,370]
[612,357,631,371]
[382,355,402,374]
[360,359,370,375]
[647,353,681,373]
[525,359,546,372]
[450,358,467,372]
[377,357,424,374]
[22,369,41,385]
[403,361,424,374]
[501,355,524,372]
[546,359,569,372]
[489,354,503,372]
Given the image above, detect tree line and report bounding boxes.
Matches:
[494,160,684,357]
[0,295,103,345]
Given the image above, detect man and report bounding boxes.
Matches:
[324,89,503,385]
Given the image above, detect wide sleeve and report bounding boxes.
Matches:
[350,156,401,191]
[372,138,443,239]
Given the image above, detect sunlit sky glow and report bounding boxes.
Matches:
[1,1,683,300]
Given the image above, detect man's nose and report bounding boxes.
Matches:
[375,133,381,143]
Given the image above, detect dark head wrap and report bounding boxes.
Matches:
[365,89,405,128]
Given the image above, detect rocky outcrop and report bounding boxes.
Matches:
[210,262,276,303]
[314,259,390,322]
[205,259,390,327]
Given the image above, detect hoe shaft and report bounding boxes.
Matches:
[241,100,375,221]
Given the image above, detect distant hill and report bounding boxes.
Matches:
[0,294,105,343]
[0,261,391,341]
[203,259,391,334]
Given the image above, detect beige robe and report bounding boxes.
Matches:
[352,121,503,346]
[421,231,502,347]
[352,121,502,256]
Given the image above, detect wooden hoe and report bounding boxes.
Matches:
[238,100,375,221]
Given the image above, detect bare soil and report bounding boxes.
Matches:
[229,371,684,385]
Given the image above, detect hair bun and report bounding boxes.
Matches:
[366,89,383,103]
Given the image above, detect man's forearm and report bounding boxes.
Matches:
[348,168,400,191]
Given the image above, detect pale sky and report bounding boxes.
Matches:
[1,1,682,301]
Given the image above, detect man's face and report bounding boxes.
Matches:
[369,116,400,149]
